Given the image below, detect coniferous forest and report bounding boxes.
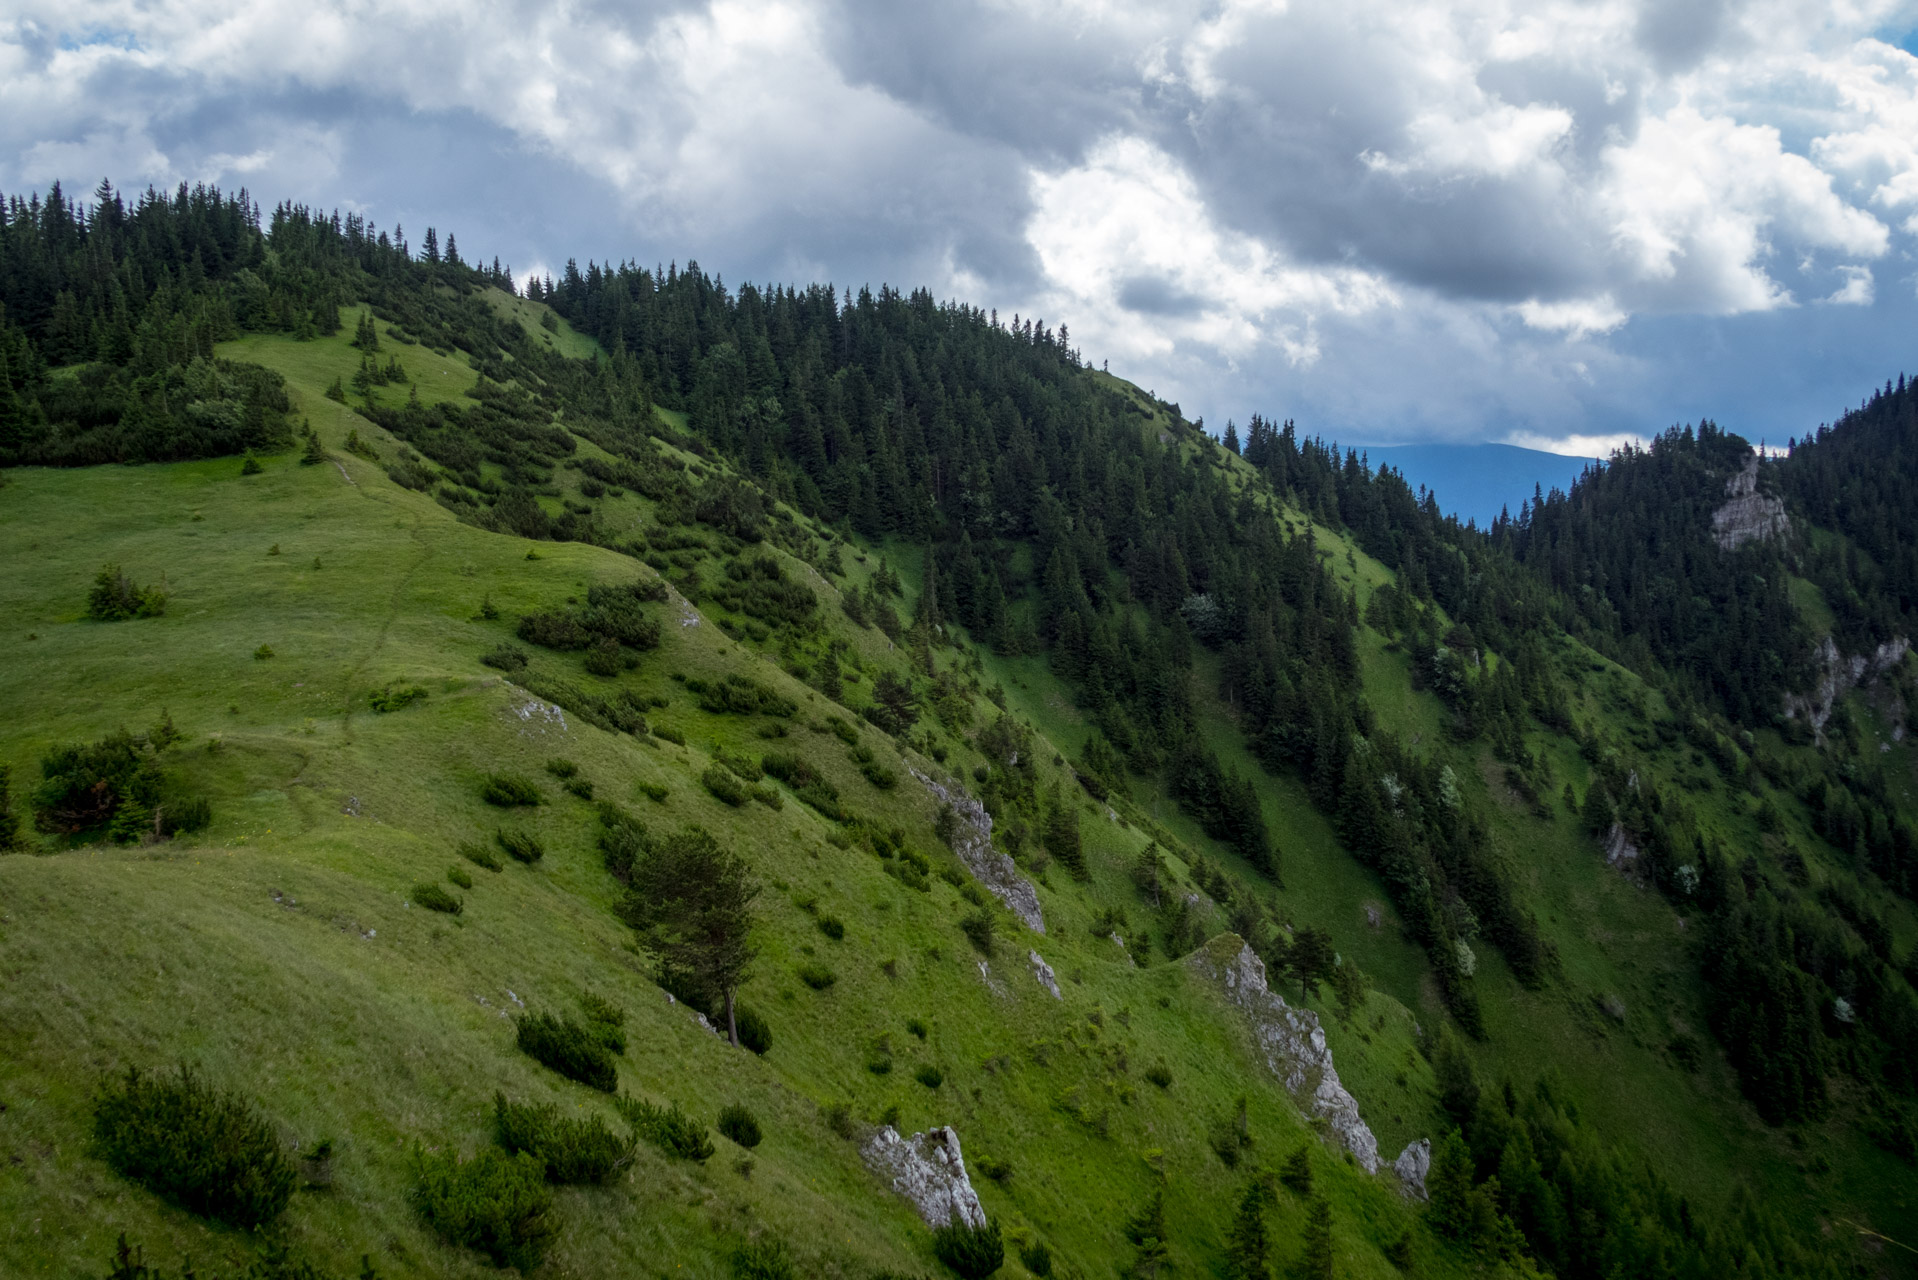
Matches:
[2,181,1917,1280]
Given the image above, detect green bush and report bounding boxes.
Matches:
[1018,1239,1053,1277]
[544,758,579,779]
[584,638,625,677]
[580,993,626,1055]
[160,795,212,838]
[457,840,504,872]
[931,1217,1004,1278]
[760,751,828,792]
[718,1103,763,1149]
[515,1013,618,1092]
[736,1005,773,1056]
[369,685,428,713]
[959,910,995,956]
[617,1095,715,1161]
[492,1093,633,1184]
[447,865,473,889]
[702,764,751,806]
[480,774,542,807]
[564,777,595,800]
[1145,1062,1173,1089]
[92,1066,296,1228]
[796,962,836,990]
[915,1064,944,1090]
[906,1018,928,1040]
[653,724,686,746]
[240,454,264,475]
[413,882,462,915]
[0,765,22,851]
[481,644,528,673]
[87,565,167,620]
[412,1147,555,1270]
[496,827,545,863]
[817,915,846,940]
[732,1239,797,1280]
[637,781,670,802]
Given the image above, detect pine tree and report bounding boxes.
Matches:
[1121,1189,1169,1280]
[1290,1198,1332,1280]
[1223,1175,1274,1279]
[0,764,22,850]
[618,827,760,1047]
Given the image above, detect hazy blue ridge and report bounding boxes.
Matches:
[1357,442,1602,526]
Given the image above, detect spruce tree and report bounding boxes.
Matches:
[1291,1198,1332,1280]
[1222,1174,1273,1280]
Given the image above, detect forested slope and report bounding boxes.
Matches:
[0,181,1913,1279]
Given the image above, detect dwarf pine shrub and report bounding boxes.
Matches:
[515,1013,618,1092]
[369,685,427,713]
[481,774,542,807]
[796,962,836,990]
[92,1066,296,1229]
[412,1147,555,1270]
[702,764,751,807]
[87,565,167,620]
[718,1104,762,1149]
[496,826,545,863]
[817,914,845,940]
[732,1238,797,1280]
[447,865,473,889]
[579,993,626,1055]
[931,1216,1004,1279]
[735,1004,773,1055]
[480,643,527,672]
[617,1096,715,1162]
[960,909,996,956]
[457,840,504,872]
[915,1064,944,1089]
[492,1094,633,1184]
[413,882,462,915]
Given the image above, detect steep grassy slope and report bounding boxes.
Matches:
[0,321,1458,1278]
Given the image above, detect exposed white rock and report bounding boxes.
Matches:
[1711,456,1790,550]
[1393,1139,1432,1199]
[507,692,568,735]
[909,766,1044,933]
[1604,822,1642,870]
[1784,635,1909,743]
[1029,950,1062,999]
[862,1126,987,1229]
[1185,935,1383,1173]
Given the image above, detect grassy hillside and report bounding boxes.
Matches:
[0,319,1462,1279]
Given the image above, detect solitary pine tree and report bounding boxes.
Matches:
[1222,1174,1273,1280]
[1291,1198,1332,1280]
[620,827,760,1047]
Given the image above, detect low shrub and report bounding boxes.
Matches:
[544,758,579,778]
[92,1066,296,1228]
[497,827,545,863]
[580,993,626,1055]
[697,674,797,717]
[493,1094,633,1184]
[481,774,542,807]
[447,865,473,889]
[516,1014,618,1093]
[959,910,996,956]
[906,1018,928,1040]
[796,962,836,990]
[735,1005,773,1055]
[931,1216,1004,1278]
[653,724,686,746]
[369,685,428,713]
[821,1100,855,1139]
[584,638,626,677]
[914,1064,944,1090]
[458,840,504,872]
[717,1103,762,1149]
[760,751,827,791]
[702,764,751,807]
[750,785,783,809]
[161,796,212,837]
[973,1154,1012,1183]
[617,1096,715,1161]
[715,748,764,781]
[87,565,167,621]
[412,1147,555,1270]
[1018,1239,1053,1277]
[732,1238,797,1280]
[240,455,264,475]
[413,882,462,915]
[817,915,845,941]
[480,644,528,673]
[564,777,595,800]
[1145,1062,1173,1089]
[253,644,275,660]
[637,781,670,802]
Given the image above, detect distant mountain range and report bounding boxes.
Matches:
[1358,442,1602,526]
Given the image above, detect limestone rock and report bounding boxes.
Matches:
[1784,634,1909,743]
[1603,822,1642,871]
[862,1125,987,1229]
[1029,950,1062,999]
[909,766,1044,933]
[1711,456,1790,550]
[1185,934,1381,1173]
[1393,1139,1431,1199]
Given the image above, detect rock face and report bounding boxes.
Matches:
[1711,456,1790,550]
[1603,822,1642,871]
[1185,935,1383,1173]
[1029,950,1062,999]
[909,767,1045,933]
[862,1126,987,1229]
[1393,1139,1432,1199]
[1784,634,1910,742]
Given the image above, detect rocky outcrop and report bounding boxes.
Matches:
[1784,635,1910,742]
[862,1126,987,1229]
[909,766,1044,933]
[1185,935,1382,1173]
[1603,822,1642,871]
[1712,456,1790,550]
[1029,950,1062,999]
[1393,1139,1432,1199]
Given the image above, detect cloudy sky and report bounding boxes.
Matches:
[5,0,1918,452]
